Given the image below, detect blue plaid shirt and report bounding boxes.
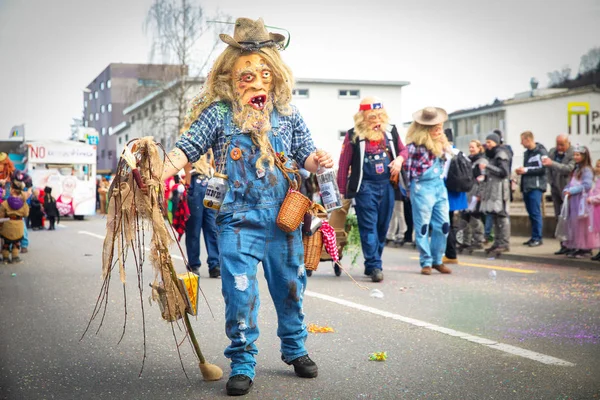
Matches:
[176,101,316,172]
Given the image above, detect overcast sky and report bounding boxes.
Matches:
[1,0,599,140]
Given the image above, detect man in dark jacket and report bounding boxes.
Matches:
[515,131,548,247]
[542,133,575,254]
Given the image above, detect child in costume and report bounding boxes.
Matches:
[562,146,597,259]
[0,181,29,263]
[337,96,407,282]
[587,159,600,261]
[158,18,334,396]
[403,107,452,275]
[43,186,59,230]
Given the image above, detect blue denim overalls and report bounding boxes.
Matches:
[354,141,395,274]
[410,158,450,268]
[216,109,308,380]
[185,175,220,272]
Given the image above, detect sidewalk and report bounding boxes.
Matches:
[461,236,600,269]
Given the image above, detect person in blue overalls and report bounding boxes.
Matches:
[404,107,453,275]
[159,18,335,396]
[183,152,221,278]
[337,97,407,282]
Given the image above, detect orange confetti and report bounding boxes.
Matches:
[307,323,334,333]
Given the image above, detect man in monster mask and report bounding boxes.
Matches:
[160,18,334,396]
[337,97,407,282]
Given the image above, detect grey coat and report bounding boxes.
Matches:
[480,147,511,216]
[546,146,575,195]
[466,153,488,211]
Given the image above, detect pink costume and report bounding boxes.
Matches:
[56,194,75,216]
[588,176,600,234]
[563,167,599,250]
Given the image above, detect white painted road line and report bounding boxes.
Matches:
[78,230,184,260]
[78,230,576,367]
[305,290,576,367]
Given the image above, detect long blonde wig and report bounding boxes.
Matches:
[182,46,295,169]
[405,122,449,157]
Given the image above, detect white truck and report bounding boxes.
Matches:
[27,140,97,219]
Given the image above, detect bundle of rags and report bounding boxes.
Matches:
[83,136,222,381]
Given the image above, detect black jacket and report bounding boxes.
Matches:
[520,142,548,193]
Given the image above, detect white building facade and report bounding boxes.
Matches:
[447,86,600,169]
[113,78,409,163]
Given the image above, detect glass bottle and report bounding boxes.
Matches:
[203,172,228,210]
[317,166,342,212]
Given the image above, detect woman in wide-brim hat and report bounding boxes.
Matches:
[404,107,453,276]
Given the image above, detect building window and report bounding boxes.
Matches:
[94,91,98,99]
[151,103,156,113]
[144,108,149,117]
[338,89,360,98]
[138,78,160,87]
[101,150,105,159]
[118,137,122,145]
[108,127,113,135]
[100,81,105,90]
[88,92,92,100]
[339,130,348,140]
[84,120,88,127]
[125,134,129,141]
[107,103,112,112]
[292,89,309,98]
[84,100,87,108]
[101,127,106,135]
[88,113,93,121]
[131,115,135,124]
[159,100,164,109]
[107,79,111,88]
[137,112,141,121]
[108,150,113,160]
[101,105,105,113]
[95,113,99,121]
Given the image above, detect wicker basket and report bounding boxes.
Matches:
[303,230,323,271]
[276,190,312,232]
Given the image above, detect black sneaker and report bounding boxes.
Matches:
[522,239,533,246]
[282,354,318,378]
[528,240,543,247]
[209,266,221,278]
[370,269,384,282]
[226,375,253,396]
[554,246,570,255]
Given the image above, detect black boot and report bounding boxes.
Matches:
[554,246,570,255]
[592,252,600,261]
[282,354,318,378]
[226,375,253,396]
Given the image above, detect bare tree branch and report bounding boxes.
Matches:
[142,0,230,146]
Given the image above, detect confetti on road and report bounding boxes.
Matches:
[307,323,334,333]
[369,352,387,361]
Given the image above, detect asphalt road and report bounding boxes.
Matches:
[1,216,599,400]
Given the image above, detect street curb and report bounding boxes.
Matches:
[467,251,600,270]
[389,244,600,270]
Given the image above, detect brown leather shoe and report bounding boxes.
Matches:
[433,264,452,274]
[421,267,432,275]
[20,247,28,254]
[442,256,458,264]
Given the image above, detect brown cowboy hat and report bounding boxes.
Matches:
[219,17,286,51]
[412,107,448,126]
